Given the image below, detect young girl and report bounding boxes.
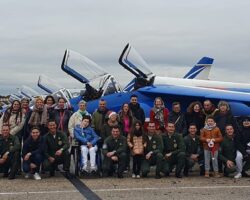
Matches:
[127,120,146,178]
[200,116,223,178]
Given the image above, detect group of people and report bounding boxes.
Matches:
[0,94,249,180]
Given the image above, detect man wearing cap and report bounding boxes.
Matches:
[43,120,71,178]
[234,117,250,178]
[102,125,127,178]
[161,122,185,178]
[141,121,163,179]
[129,95,145,124]
[0,125,20,179]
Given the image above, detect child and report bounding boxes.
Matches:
[74,115,99,174]
[200,116,223,177]
[127,120,146,178]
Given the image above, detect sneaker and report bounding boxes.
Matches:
[25,173,31,179]
[33,173,41,180]
[234,172,242,179]
[132,174,136,178]
[136,175,140,179]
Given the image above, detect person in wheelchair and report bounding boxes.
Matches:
[74,115,99,174]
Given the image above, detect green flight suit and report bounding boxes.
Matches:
[43,131,70,172]
[162,133,185,176]
[219,135,237,175]
[141,134,163,176]
[102,135,127,176]
[0,135,20,176]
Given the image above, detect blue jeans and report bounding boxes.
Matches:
[23,153,43,173]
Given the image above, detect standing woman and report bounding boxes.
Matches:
[185,101,206,136]
[150,97,169,133]
[44,95,56,120]
[0,100,25,136]
[53,97,72,136]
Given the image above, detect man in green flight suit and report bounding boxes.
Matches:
[162,122,186,178]
[43,119,71,178]
[102,125,127,178]
[141,121,163,179]
[0,125,20,179]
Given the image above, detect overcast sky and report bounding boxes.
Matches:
[1,0,250,95]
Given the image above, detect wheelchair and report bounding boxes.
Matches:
[71,139,102,178]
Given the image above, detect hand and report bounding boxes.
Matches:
[55,149,62,156]
[87,142,93,148]
[226,160,234,168]
[48,157,55,163]
[111,156,118,161]
[30,163,37,169]
[211,138,215,142]
[0,158,6,164]
[190,154,198,161]
[165,153,172,159]
[2,153,8,160]
[146,152,152,160]
[206,139,211,143]
[107,152,115,157]
[24,153,31,161]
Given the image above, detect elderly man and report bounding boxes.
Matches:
[0,125,20,179]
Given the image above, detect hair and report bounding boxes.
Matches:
[21,98,30,104]
[206,115,215,121]
[31,126,41,132]
[225,124,233,128]
[130,94,138,99]
[3,100,22,125]
[217,100,230,111]
[112,125,120,131]
[154,97,165,107]
[188,123,197,128]
[129,120,145,144]
[167,121,175,126]
[47,118,57,124]
[44,95,55,105]
[187,101,203,113]
[172,101,180,106]
[82,115,92,124]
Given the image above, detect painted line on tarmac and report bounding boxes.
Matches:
[0,190,78,195]
[93,185,250,192]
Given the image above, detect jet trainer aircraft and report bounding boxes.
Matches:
[61,45,250,117]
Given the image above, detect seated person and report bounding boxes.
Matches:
[219,124,237,177]
[141,121,163,179]
[161,122,185,178]
[0,125,20,179]
[234,117,250,178]
[102,125,127,178]
[22,127,45,180]
[43,120,71,178]
[74,115,99,174]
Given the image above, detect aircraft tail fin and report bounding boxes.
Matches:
[183,57,214,80]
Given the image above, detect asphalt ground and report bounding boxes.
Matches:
[0,171,250,200]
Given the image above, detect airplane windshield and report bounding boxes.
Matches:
[38,75,63,94]
[20,85,39,99]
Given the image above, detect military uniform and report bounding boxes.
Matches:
[141,135,163,177]
[43,131,70,174]
[184,134,204,176]
[161,133,185,177]
[219,135,237,175]
[0,135,20,178]
[102,135,127,177]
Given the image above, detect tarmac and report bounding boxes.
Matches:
[0,171,249,200]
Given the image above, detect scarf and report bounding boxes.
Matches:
[28,105,48,126]
[204,123,217,131]
[152,106,165,127]
[79,110,88,118]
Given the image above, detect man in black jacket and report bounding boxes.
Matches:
[129,95,145,124]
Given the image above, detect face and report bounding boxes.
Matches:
[1,126,10,138]
[225,125,234,137]
[204,101,212,111]
[99,100,106,110]
[48,122,57,134]
[21,100,29,109]
[206,118,215,126]
[79,103,86,111]
[122,104,129,113]
[31,128,40,140]
[12,101,21,111]
[58,99,65,108]
[166,123,175,134]
[188,125,197,137]
[243,120,250,128]
[81,119,90,128]
[147,123,156,135]
[111,128,120,138]
[46,97,54,106]
[193,104,200,113]
[173,104,181,113]
[36,99,44,109]
[219,105,227,113]
[135,123,141,130]
[155,98,162,108]
[109,114,117,121]
[130,97,138,105]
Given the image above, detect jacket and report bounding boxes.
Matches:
[200,127,223,150]
[74,125,99,146]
